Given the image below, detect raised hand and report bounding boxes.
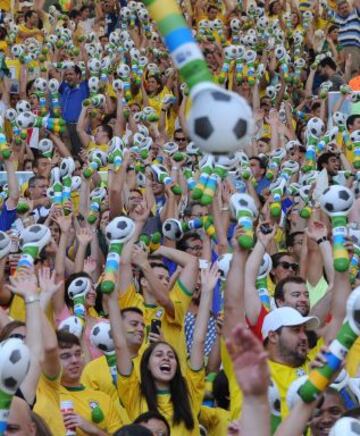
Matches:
[226,324,269,397]
[7,268,38,298]
[38,266,63,310]
[305,220,328,242]
[76,226,93,246]
[200,263,219,295]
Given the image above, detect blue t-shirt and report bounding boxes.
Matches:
[59,81,89,123]
[0,202,16,231]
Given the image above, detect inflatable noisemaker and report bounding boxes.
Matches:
[269,177,286,218]
[68,276,92,321]
[275,46,290,84]
[17,224,51,269]
[298,286,360,403]
[183,168,196,192]
[235,52,244,85]
[349,227,360,285]
[88,187,107,225]
[83,149,108,179]
[269,380,282,433]
[141,0,253,154]
[101,216,135,294]
[139,232,161,253]
[0,338,30,433]
[318,127,338,154]
[150,164,182,195]
[0,117,11,160]
[212,19,226,46]
[218,50,232,85]
[299,186,312,219]
[117,64,132,101]
[34,116,65,134]
[82,94,105,108]
[245,50,257,87]
[4,109,22,146]
[34,79,48,117]
[162,216,208,241]
[100,57,111,84]
[59,157,75,212]
[192,154,214,200]
[108,137,124,172]
[229,193,258,249]
[256,253,272,310]
[350,130,360,170]
[266,148,286,181]
[200,163,228,206]
[50,167,63,206]
[0,232,11,260]
[38,138,54,159]
[319,186,354,272]
[237,152,252,180]
[90,321,117,385]
[203,216,217,241]
[48,78,61,117]
[58,315,84,338]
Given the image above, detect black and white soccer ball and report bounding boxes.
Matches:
[347,286,360,336]
[38,138,53,156]
[108,136,124,152]
[188,85,254,154]
[16,111,35,129]
[319,185,354,215]
[299,185,311,202]
[162,219,184,241]
[59,157,75,178]
[286,375,308,410]
[5,108,17,122]
[0,231,11,259]
[48,78,60,93]
[88,58,101,74]
[19,224,51,250]
[230,193,258,218]
[351,130,360,145]
[117,63,131,79]
[58,316,83,338]
[333,111,347,127]
[89,149,107,167]
[34,78,48,93]
[90,321,114,354]
[68,276,92,300]
[90,187,106,203]
[105,216,136,243]
[307,117,325,138]
[268,379,281,417]
[112,79,123,92]
[16,100,31,114]
[71,176,82,192]
[11,44,24,58]
[0,338,30,395]
[329,418,360,436]
[217,253,233,281]
[88,76,100,93]
[258,253,272,278]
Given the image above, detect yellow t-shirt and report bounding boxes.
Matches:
[117,363,205,435]
[34,373,66,435]
[59,384,123,435]
[0,0,10,11]
[346,338,360,377]
[118,282,145,311]
[148,86,176,136]
[199,406,230,436]
[16,24,44,43]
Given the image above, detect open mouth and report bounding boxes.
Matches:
[159,363,171,373]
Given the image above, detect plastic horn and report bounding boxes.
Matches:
[50,167,63,206]
[269,178,286,218]
[266,148,286,181]
[90,322,117,385]
[88,187,106,225]
[319,186,354,272]
[17,225,51,270]
[192,154,214,200]
[350,130,360,170]
[230,193,258,249]
[200,164,228,205]
[298,286,360,402]
[150,164,182,195]
[67,276,92,321]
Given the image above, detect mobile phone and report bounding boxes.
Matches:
[260,224,272,235]
[150,319,161,336]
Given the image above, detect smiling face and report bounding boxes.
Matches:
[148,343,177,385]
[59,344,84,384]
[310,390,345,436]
[278,282,310,316]
[85,284,96,307]
[122,310,145,349]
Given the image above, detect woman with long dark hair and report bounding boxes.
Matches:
[107,265,219,435]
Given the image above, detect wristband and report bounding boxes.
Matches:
[316,236,328,245]
[171,166,179,171]
[25,295,40,304]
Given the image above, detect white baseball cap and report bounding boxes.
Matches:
[262,307,320,341]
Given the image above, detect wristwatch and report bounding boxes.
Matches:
[316,236,328,245]
[25,295,40,304]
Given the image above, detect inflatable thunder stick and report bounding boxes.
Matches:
[17,225,51,270]
[67,276,92,321]
[91,321,117,385]
[141,0,253,154]
[298,286,360,402]
[229,193,258,249]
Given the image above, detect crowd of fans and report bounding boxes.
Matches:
[0,0,360,434]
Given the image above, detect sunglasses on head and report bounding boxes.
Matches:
[278,261,299,271]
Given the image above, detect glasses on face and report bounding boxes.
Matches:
[278,261,299,271]
[175,137,186,142]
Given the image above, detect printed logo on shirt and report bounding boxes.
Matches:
[155,309,163,319]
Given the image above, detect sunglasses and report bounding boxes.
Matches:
[175,137,186,142]
[278,261,299,271]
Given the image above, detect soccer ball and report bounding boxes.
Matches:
[108,136,124,151]
[329,418,360,436]
[112,79,123,92]
[347,286,360,335]
[0,231,11,259]
[286,375,308,410]
[224,45,239,60]
[16,100,31,114]
[88,58,101,74]
[124,39,135,51]
[90,321,114,354]
[282,160,299,174]
[48,78,60,93]
[186,142,200,156]
[5,108,17,122]
[333,111,347,127]
[230,17,241,32]
[88,76,99,93]
[187,84,254,154]
[58,316,83,338]
[68,276,92,300]
[59,157,75,177]
[230,193,258,218]
[217,253,233,281]
[89,149,107,167]
[117,63,131,79]
[34,78,48,92]
[319,185,354,216]
[299,185,311,201]
[351,130,360,145]
[71,176,82,192]
[109,31,120,45]
[163,142,178,155]
[19,224,51,251]
[285,140,302,153]
[133,132,147,148]
[307,117,325,138]
[266,85,277,100]
[11,44,24,57]
[16,111,35,129]
[162,219,183,241]
[268,380,281,417]
[90,187,106,202]
[0,338,30,395]
[258,253,272,278]
[105,216,136,243]
[275,45,286,60]
[38,138,53,156]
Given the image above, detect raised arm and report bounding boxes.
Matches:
[76,106,92,148]
[74,227,93,273]
[4,158,19,210]
[190,265,218,371]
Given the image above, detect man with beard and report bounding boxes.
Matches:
[262,307,320,419]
